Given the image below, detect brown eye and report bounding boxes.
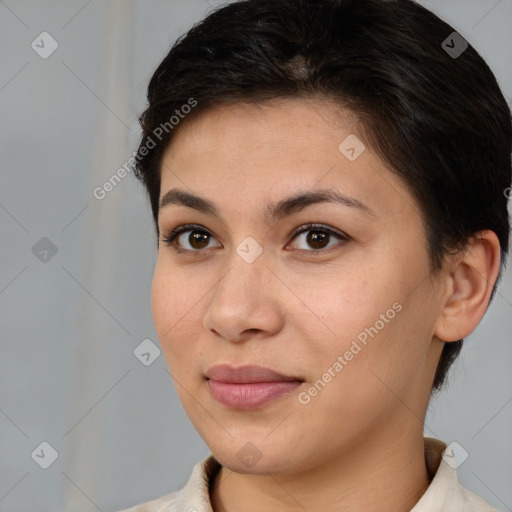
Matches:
[306,230,330,249]
[288,224,348,252]
[188,230,210,249]
[161,224,222,252]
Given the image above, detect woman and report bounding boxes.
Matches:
[121,0,511,510]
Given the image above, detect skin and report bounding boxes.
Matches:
[151,99,501,512]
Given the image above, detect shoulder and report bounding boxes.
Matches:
[116,453,221,512]
[417,438,500,512]
[459,486,500,512]
[118,491,178,512]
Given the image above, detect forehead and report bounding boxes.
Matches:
[159,99,416,220]
[166,99,362,155]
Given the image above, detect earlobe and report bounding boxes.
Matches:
[434,230,501,343]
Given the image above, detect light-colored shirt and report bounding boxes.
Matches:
[119,437,499,511]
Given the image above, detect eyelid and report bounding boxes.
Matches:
[288,223,349,242]
[160,223,349,253]
[285,223,349,253]
[160,223,222,251]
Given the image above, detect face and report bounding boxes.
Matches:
[151,99,446,476]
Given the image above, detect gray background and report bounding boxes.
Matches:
[0,0,511,511]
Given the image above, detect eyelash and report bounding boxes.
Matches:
[160,223,349,255]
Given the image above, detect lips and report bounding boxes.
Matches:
[205,364,304,409]
[205,364,303,384]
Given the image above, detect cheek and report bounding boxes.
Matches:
[151,263,205,364]
[288,265,392,341]
[287,261,424,384]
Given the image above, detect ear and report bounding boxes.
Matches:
[434,230,502,342]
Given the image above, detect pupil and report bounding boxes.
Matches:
[190,231,209,249]
[307,231,328,249]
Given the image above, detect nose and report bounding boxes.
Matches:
[202,254,284,343]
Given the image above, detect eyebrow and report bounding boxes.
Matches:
[158,187,376,223]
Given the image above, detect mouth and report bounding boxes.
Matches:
[205,364,305,409]
[205,364,304,383]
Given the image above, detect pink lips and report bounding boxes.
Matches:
[205,364,304,409]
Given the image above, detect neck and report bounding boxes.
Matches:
[210,424,430,512]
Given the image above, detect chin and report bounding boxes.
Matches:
[209,438,303,476]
